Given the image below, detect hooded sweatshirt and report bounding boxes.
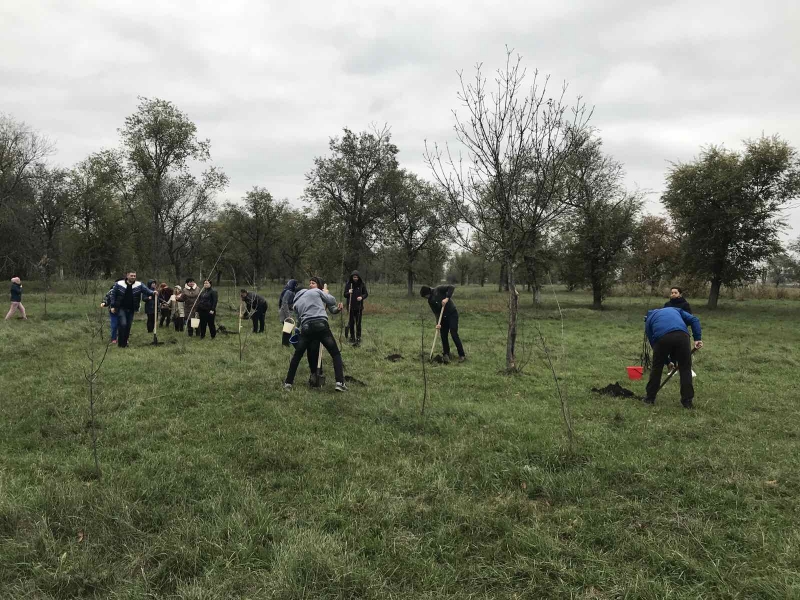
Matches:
[279,279,298,322]
[292,288,341,326]
[663,296,692,314]
[343,271,369,311]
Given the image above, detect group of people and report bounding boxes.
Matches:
[6,270,701,408]
[100,273,220,347]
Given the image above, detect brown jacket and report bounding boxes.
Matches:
[180,284,201,317]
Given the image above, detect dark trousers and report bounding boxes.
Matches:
[146,313,155,333]
[251,309,266,333]
[159,308,171,327]
[646,331,693,402]
[346,308,363,341]
[117,309,135,347]
[198,310,216,339]
[440,311,465,358]
[174,316,185,332]
[285,320,343,385]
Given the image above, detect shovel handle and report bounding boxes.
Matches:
[429,305,445,360]
[657,347,698,391]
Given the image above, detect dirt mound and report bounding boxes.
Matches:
[386,354,403,362]
[591,382,636,398]
[344,375,367,387]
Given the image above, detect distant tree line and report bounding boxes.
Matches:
[2,54,799,359]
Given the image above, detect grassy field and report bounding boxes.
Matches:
[1,284,799,599]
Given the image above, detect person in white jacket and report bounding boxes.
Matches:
[169,285,186,332]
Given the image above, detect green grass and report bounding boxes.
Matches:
[1,285,799,599]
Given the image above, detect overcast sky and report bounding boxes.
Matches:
[3,0,799,239]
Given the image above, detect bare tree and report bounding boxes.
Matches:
[425,49,591,371]
[0,114,54,207]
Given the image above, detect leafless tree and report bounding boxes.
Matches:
[0,114,54,207]
[425,49,591,371]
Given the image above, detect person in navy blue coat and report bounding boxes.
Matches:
[643,307,703,408]
[109,271,156,348]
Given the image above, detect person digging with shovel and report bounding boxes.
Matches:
[420,284,466,363]
[283,277,347,392]
[643,307,703,409]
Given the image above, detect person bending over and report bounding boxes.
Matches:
[283,277,347,392]
[643,307,703,409]
[420,284,466,363]
[240,288,268,333]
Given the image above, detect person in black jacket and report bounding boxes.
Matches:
[663,286,692,314]
[144,279,158,333]
[195,279,218,339]
[240,289,267,333]
[5,276,27,320]
[343,270,368,345]
[420,284,466,363]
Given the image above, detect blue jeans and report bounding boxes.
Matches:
[109,310,118,341]
[116,309,135,347]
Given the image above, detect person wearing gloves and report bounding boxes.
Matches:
[643,307,703,409]
[240,289,268,333]
[169,285,186,332]
[5,277,27,320]
[420,284,466,363]
[109,271,156,348]
[283,277,347,392]
[343,270,369,346]
[180,278,201,337]
[143,279,158,333]
[663,286,692,314]
[195,279,218,339]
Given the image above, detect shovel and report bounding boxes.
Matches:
[310,341,326,388]
[656,347,698,392]
[430,305,445,361]
[151,300,163,346]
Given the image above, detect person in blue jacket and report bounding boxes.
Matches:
[643,307,704,408]
[109,271,156,348]
[100,281,119,343]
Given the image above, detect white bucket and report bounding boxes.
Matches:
[282,318,295,334]
[190,317,200,329]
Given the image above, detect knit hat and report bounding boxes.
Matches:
[419,285,432,297]
[11,276,21,284]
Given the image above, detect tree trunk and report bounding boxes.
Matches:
[505,261,518,372]
[708,277,722,309]
[498,263,506,292]
[406,268,414,296]
[592,283,603,310]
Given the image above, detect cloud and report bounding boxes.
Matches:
[2,0,798,235]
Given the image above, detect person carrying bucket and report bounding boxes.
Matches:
[278,279,298,346]
[643,307,703,409]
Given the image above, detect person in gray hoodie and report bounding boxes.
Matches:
[283,277,347,392]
